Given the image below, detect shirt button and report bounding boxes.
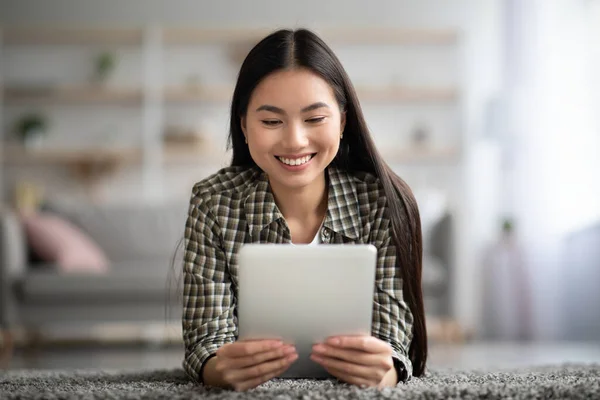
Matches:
[321,228,330,243]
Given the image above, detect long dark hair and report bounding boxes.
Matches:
[227,28,427,377]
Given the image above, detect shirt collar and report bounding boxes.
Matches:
[243,165,361,240]
[323,166,360,240]
[243,169,284,238]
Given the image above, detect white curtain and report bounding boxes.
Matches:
[506,0,600,340]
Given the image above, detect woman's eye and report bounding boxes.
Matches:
[261,120,282,127]
[307,117,326,124]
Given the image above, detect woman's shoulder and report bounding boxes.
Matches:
[329,166,389,215]
[190,165,261,202]
[332,167,384,199]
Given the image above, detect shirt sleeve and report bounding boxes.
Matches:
[182,191,237,384]
[370,216,414,382]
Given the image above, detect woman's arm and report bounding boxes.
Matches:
[370,211,414,382]
[182,191,236,384]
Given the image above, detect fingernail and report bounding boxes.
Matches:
[283,345,296,354]
[327,337,340,346]
[312,344,325,353]
[287,353,298,362]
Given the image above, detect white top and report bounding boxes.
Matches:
[309,227,321,245]
[291,219,324,245]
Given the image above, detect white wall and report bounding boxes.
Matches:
[1,0,504,336]
[1,0,472,27]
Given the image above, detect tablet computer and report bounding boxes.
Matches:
[237,244,377,378]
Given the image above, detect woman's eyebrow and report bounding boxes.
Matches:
[255,104,285,114]
[301,102,329,112]
[255,102,330,114]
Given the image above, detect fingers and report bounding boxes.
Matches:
[217,339,283,359]
[325,336,392,354]
[219,344,296,370]
[231,363,291,392]
[321,365,377,389]
[224,352,298,390]
[310,353,386,383]
[312,344,393,370]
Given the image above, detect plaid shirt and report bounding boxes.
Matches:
[182,165,414,383]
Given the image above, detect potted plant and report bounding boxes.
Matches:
[93,51,117,83]
[14,113,49,149]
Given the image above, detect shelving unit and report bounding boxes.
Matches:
[0,25,463,195]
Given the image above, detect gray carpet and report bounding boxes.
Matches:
[1,364,599,399]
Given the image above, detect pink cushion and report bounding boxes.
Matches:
[21,212,109,273]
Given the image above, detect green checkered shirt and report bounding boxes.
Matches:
[182,165,414,383]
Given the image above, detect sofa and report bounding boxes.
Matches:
[0,201,188,347]
[0,197,454,349]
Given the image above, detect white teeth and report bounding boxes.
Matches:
[278,154,313,166]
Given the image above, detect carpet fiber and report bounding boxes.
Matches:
[2,364,599,399]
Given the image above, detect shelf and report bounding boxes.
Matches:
[2,145,143,183]
[2,146,142,165]
[3,86,143,105]
[2,27,144,46]
[163,86,233,103]
[163,145,231,166]
[163,27,458,45]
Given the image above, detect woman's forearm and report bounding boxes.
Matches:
[380,364,398,387]
[201,356,230,389]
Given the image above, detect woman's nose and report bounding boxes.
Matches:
[282,122,309,149]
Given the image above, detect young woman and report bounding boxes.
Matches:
[182,28,427,391]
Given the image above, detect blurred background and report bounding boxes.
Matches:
[1,0,599,371]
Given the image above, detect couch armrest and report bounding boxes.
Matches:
[0,206,27,326]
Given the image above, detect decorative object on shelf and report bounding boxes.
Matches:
[163,125,207,148]
[14,180,45,213]
[161,125,230,165]
[410,121,431,148]
[14,112,49,150]
[93,51,117,83]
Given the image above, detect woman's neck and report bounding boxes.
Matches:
[269,173,328,224]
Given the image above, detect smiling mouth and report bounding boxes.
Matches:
[275,153,316,166]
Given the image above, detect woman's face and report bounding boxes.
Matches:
[241,68,346,192]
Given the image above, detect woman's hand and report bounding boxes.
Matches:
[209,340,298,391]
[310,336,397,388]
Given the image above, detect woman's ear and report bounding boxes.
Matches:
[341,111,347,134]
[241,116,248,143]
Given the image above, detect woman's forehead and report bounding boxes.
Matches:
[249,69,338,112]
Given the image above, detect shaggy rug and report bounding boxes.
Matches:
[1,364,599,399]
